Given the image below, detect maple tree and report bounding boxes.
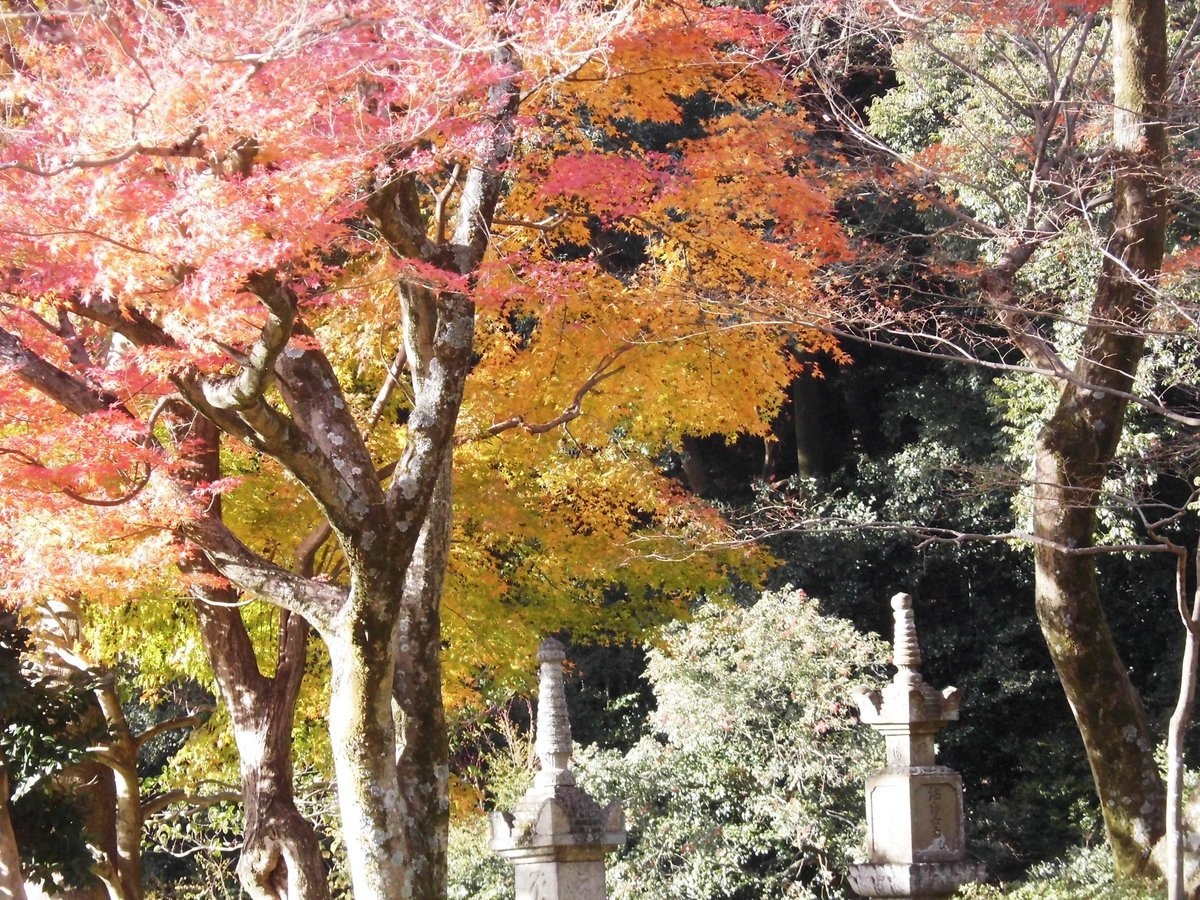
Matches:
[0,0,845,895]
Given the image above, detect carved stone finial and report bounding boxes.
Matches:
[856,592,961,762]
[891,592,922,674]
[535,637,574,787]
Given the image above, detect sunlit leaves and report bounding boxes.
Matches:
[0,0,852,811]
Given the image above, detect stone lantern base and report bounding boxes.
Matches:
[864,767,965,864]
[501,844,611,900]
[489,781,626,900]
[849,860,986,899]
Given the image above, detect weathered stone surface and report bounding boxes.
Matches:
[491,637,626,899]
[848,861,987,900]
[864,769,965,864]
[514,854,608,900]
[849,594,982,899]
[534,638,573,786]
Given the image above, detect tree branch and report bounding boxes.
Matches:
[466,344,631,442]
[141,786,241,820]
[0,324,131,419]
[0,445,152,507]
[134,714,208,752]
[182,512,345,633]
[187,272,296,413]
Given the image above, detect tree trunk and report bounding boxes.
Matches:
[1033,471,1164,874]
[792,357,829,480]
[190,600,330,900]
[234,630,330,900]
[393,459,452,900]
[52,759,118,900]
[27,603,123,900]
[176,414,330,900]
[0,764,27,900]
[186,14,513,894]
[326,593,411,899]
[1163,545,1199,899]
[679,435,709,495]
[1031,0,1168,877]
[91,685,144,900]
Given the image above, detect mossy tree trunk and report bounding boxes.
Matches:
[392,458,452,898]
[1029,0,1168,878]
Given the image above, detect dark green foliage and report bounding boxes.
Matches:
[0,608,100,891]
[9,789,96,890]
[575,588,887,899]
[961,844,1161,899]
[562,640,654,753]
[749,353,1196,881]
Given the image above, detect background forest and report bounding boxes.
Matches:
[2,0,1199,898]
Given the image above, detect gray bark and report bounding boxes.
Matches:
[1028,0,1168,878]
[393,458,452,898]
[326,611,410,898]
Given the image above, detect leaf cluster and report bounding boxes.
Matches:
[570,587,887,899]
[0,608,100,890]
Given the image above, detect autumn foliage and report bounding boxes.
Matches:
[0,0,848,893]
[0,0,841,664]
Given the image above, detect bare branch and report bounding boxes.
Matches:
[465,344,632,442]
[134,714,207,751]
[182,512,345,633]
[142,786,241,820]
[628,513,1180,563]
[434,163,461,246]
[491,212,571,232]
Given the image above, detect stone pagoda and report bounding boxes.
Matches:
[848,593,984,899]
[490,637,626,900]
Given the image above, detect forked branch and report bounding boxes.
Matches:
[470,344,632,441]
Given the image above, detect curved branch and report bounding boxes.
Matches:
[141,787,241,820]
[134,714,208,752]
[294,521,334,579]
[72,287,359,517]
[0,445,152,507]
[0,129,212,178]
[189,272,296,412]
[467,344,631,442]
[66,296,176,349]
[182,513,345,634]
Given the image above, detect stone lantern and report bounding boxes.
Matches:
[490,637,626,900]
[848,593,984,900]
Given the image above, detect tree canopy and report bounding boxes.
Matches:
[4,0,1200,897]
[0,0,847,896]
